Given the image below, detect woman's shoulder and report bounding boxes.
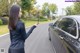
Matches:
[18,20,24,24]
[16,20,24,29]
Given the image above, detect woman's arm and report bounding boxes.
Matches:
[20,23,36,40]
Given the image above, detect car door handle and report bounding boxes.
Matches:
[59,36,64,40]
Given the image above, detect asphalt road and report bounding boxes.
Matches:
[0,23,55,53]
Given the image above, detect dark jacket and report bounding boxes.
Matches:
[8,20,36,53]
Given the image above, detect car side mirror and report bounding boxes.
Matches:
[49,23,55,27]
[49,23,53,26]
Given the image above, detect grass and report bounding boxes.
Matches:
[0,20,51,35]
[0,25,9,35]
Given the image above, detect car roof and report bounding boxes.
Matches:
[62,15,80,24]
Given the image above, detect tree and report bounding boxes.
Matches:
[30,7,38,16]
[49,4,57,14]
[0,0,9,16]
[65,6,72,15]
[64,2,80,15]
[65,5,76,15]
[74,2,80,14]
[42,2,57,20]
[65,2,80,15]
[21,0,36,18]
[0,0,18,16]
[42,3,50,18]
[21,0,31,11]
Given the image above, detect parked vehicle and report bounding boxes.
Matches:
[48,15,80,53]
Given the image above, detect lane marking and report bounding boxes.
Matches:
[52,45,56,53]
[0,33,9,37]
[50,41,56,53]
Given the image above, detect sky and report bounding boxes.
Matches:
[35,0,73,15]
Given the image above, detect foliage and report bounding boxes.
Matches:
[0,17,8,25]
[39,16,48,21]
[21,0,36,18]
[42,3,49,16]
[30,7,38,16]
[29,16,48,21]
[42,2,57,19]
[74,2,80,14]
[65,6,74,15]
[49,4,57,14]
[65,2,80,15]
[0,0,8,16]
[42,2,50,19]
[21,0,31,11]
[0,0,15,16]
[0,19,3,25]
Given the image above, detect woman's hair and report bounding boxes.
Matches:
[9,4,20,30]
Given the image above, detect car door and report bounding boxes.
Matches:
[49,18,67,53]
[57,18,79,53]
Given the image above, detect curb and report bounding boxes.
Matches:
[0,33,9,37]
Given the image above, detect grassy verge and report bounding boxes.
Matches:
[0,20,51,35]
[0,25,8,35]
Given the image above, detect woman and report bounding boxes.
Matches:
[8,4,37,53]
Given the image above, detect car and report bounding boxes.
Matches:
[48,15,80,53]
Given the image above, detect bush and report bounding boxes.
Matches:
[23,16,48,21]
[30,17,48,21]
[0,19,3,25]
[52,16,55,19]
[39,16,48,21]
[0,17,8,25]
[39,16,44,19]
[30,18,38,21]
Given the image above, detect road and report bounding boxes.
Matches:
[0,23,55,53]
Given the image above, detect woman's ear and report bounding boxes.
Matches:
[19,9,22,18]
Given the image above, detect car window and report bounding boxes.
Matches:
[69,20,76,36]
[53,18,62,26]
[57,18,77,37]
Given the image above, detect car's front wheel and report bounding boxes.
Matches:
[48,28,51,41]
[49,35,51,41]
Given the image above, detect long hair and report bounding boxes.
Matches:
[9,4,20,30]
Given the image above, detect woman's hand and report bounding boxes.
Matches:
[33,22,39,27]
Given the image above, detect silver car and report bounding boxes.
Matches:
[48,15,80,53]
